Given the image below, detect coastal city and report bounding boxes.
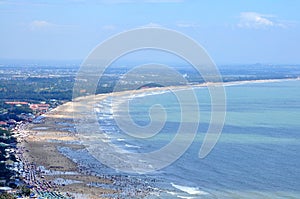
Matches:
[0,64,164,198]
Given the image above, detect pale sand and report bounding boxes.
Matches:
[21,78,296,198]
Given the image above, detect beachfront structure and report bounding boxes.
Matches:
[5,102,29,105]
[0,186,12,193]
[29,104,50,114]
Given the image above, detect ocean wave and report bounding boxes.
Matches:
[125,144,141,149]
[221,78,297,87]
[177,196,197,199]
[130,90,170,99]
[171,183,209,195]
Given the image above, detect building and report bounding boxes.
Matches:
[29,104,50,113]
[0,186,12,193]
[5,102,28,105]
[0,121,7,127]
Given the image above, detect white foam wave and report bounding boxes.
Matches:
[125,144,141,149]
[166,191,177,195]
[132,90,170,99]
[93,107,101,112]
[171,183,209,195]
[222,78,295,87]
[177,196,196,199]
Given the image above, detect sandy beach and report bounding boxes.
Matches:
[19,98,118,199]
[19,89,161,198]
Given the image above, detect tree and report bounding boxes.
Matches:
[0,193,16,199]
[20,185,31,197]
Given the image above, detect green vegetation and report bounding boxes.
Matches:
[19,185,31,197]
[0,185,31,199]
[0,104,33,122]
[0,193,16,199]
[0,77,74,102]
[0,129,17,184]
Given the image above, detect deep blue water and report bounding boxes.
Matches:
[91,79,300,198]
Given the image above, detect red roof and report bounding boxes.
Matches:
[0,121,7,125]
[30,104,50,110]
[36,104,50,107]
[5,101,28,105]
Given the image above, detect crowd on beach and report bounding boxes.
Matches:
[11,119,161,199]
[105,175,158,198]
[84,172,159,198]
[15,140,74,199]
[58,144,161,198]
[16,145,159,198]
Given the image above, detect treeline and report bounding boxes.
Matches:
[0,104,33,121]
[0,77,74,101]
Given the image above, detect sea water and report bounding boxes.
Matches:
[93,79,300,198]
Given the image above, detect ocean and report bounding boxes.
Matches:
[64,79,300,198]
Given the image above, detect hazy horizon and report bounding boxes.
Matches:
[1,0,300,64]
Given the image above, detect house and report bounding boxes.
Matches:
[5,102,28,106]
[0,121,7,127]
[0,186,12,193]
[29,104,50,113]
[7,119,16,125]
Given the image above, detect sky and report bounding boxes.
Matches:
[0,0,300,64]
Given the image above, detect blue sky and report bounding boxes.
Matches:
[0,0,300,64]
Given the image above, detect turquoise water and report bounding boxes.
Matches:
[95,79,300,198]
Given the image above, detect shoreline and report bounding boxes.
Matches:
[101,77,300,98]
[17,77,299,198]
[17,102,117,199]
